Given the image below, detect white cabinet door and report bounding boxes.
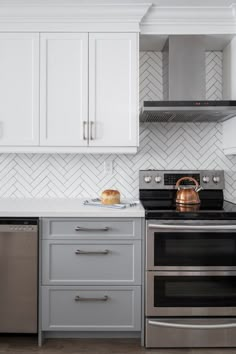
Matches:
[89,33,138,147]
[40,33,88,146]
[0,33,39,146]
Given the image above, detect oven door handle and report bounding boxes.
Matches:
[148,320,236,329]
[148,223,236,230]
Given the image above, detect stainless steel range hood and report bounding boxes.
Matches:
[140,36,236,123]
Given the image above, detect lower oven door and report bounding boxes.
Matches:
[146,271,236,316]
[145,318,236,348]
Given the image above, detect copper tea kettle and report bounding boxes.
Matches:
[175,176,203,205]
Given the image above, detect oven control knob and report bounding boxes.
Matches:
[213,176,220,184]
[154,176,162,183]
[202,176,210,183]
[144,176,152,183]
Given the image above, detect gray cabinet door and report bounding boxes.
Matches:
[42,218,142,240]
[42,240,141,285]
[42,286,141,331]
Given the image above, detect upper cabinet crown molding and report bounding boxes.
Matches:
[141,3,236,34]
[0,0,151,32]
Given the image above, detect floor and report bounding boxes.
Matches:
[0,337,236,354]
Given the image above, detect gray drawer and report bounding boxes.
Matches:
[42,240,141,285]
[42,218,141,239]
[42,286,141,331]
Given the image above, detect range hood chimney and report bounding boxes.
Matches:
[164,36,205,101]
[140,35,236,123]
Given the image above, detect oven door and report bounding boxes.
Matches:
[146,220,236,271]
[146,271,236,317]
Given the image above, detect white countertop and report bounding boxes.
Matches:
[0,199,145,218]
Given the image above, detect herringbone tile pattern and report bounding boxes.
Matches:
[206,51,223,100]
[139,51,163,106]
[0,51,236,202]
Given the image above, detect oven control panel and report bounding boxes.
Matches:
[139,170,225,190]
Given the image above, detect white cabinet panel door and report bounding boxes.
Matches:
[89,33,138,147]
[0,33,39,146]
[40,33,88,146]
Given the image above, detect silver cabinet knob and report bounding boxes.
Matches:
[202,176,210,183]
[213,176,220,184]
[154,176,162,183]
[144,176,152,183]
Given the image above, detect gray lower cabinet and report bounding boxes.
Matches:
[42,286,141,331]
[41,217,142,333]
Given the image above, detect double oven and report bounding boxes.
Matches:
[141,170,236,348]
[145,221,236,348]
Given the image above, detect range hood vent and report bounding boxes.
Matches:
[140,36,236,123]
[141,101,236,123]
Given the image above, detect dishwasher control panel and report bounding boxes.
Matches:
[8,225,37,232]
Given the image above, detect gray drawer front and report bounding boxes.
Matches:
[42,218,141,239]
[42,240,141,285]
[42,286,141,331]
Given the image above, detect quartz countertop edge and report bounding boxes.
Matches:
[0,199,145,218]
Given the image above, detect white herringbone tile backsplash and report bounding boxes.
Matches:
[1,51,236,202]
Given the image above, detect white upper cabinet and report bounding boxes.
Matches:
[40,33,88,147]
[0,33,39,146]
[89,33,138,147]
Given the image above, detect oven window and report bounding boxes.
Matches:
[154,232,236,266]
[154,276,236,307]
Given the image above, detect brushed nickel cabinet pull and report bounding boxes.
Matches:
[75,226,109,232]
[75,249,110,255]
[83,121,87,140]
[75,295,109,302]
[90,121,94,140]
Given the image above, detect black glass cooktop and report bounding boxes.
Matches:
[140,189,236,220]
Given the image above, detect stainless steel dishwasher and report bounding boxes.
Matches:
[0,218,38,333]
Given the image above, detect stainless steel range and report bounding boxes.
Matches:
[140,170,236,348]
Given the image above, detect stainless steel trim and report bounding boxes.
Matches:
[75,249,110,255]
[83,121,87,140]
[150,270,236,276]
[150,266,236,271]
[75,226,109,232]
[90,121,94,140]
[148,320,236,329]
[74,295,109,302]
[148,223,236,230]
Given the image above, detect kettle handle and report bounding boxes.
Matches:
[175,176,199,189]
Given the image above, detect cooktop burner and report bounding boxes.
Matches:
[139,170,236,220]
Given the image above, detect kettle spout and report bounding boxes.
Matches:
[195,186,203,193]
